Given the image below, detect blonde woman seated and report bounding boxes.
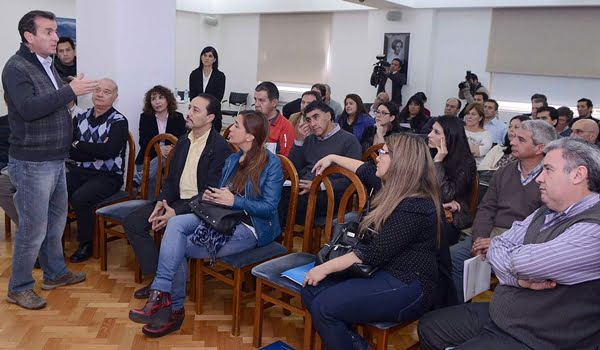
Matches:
[478,115,530,172]
[302,133,442,350]
[463,103,493,165]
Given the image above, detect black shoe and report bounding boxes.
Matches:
[70,243,92,263]
[134,283,153,299]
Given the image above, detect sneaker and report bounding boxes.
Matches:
[129,290,172,325]
[41,271,86,290]
[6,289,47,310]
[142,308,185,338]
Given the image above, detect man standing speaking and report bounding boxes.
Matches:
[2,10,97,310]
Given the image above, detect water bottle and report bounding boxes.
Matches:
[174,88,179,101]
[184,89,189,102]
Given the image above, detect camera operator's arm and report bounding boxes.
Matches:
[458,82,474,104]
[388,71,406,86]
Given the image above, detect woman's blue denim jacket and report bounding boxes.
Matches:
[218,150,283,247]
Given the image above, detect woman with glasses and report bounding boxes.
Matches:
[360,101,403,153]
[306,133,442,350]
[128,111,283,338]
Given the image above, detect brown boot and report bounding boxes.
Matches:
[142,308,185,338]
[128,290,172,325]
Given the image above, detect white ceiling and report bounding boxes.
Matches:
[177,0,600,14]
[176,0,376,15]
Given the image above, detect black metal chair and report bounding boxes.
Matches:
[222,92,249,116]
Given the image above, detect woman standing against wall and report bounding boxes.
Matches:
[189,46,226,102]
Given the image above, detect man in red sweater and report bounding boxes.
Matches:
[254,81,295,156]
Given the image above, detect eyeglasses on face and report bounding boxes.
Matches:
[376,110,390,116]
[377,148,391,156]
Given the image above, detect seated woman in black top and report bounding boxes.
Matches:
[302,133,442,350]
[360,101,404,153]
[398,94,429,134]
[336,93,374,141]
[189,46,226,102]
[134,85,187,196]
[427,116,477,244]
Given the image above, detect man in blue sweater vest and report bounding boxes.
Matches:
[2,10,97,310]
[68,78,128,263]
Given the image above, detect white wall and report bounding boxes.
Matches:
[427,8,492,115]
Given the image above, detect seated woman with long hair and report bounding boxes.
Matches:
[360,101,403,153]
[337,93,374,141]
[478,115,530,173]
[428,116,477,244]
[463,103,493,165]
[302,133,442,350]
[128,111,283,337]
[398,95,429,134]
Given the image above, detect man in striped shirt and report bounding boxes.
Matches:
[418,137,600,350]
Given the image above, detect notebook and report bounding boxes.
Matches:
[280,262,315,285]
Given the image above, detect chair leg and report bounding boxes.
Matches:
[195,260,205,314]
[99,216,108,271]
[252,278,265,348]
[375,329,389,350]
[134,261,142,284]
[232,268,243,336]
[4,213,11,238]
[303,311,313,350]
[92,214,99,259]
[92,212,100,259]
[188,259,196,301]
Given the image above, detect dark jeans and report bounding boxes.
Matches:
[124,199,189,277]
[301,270,425,350]
[67,166,122,246]
[418,303,530,350]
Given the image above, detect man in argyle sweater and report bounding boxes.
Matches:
[68,78,128,263]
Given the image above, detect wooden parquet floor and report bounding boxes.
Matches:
[0,216,488,350]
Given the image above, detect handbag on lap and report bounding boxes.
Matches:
[315,220,378,278]
[189,197,247,235]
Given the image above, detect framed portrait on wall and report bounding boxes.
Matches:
[384,33,410,73]
[57,17,76,42]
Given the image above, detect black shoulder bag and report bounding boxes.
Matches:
[189,197,247,235]
[315,214,379,278]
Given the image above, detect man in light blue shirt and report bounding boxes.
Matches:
[483,99,507,144]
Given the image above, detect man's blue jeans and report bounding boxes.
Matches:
[151,213,257,309]
[7,158,68,292]
[450,236,474,302]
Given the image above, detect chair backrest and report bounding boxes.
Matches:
[277,155,300,251]
[469,173,480,220]
[140,133,179,200]
[361,143,384,163]
[303,166,368,248]
[221,124,240,153]
[124,132,136,196]
[229,92,248,106]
